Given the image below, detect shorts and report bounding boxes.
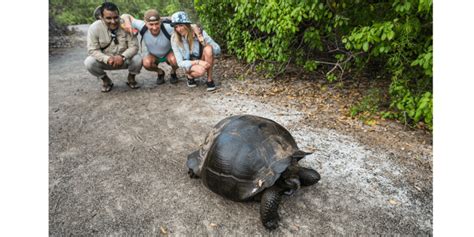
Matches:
[154,55,167,64]
[153,50,171,65]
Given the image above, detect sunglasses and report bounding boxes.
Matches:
[111,31,119,44]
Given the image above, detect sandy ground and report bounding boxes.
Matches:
[49,25,432,235]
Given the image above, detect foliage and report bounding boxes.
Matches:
[195,0,432,129]
[350,88,383,121]
[49,0,433,129]
[49,0,195,25]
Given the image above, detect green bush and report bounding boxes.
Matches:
[195,0,432,129]
[49,0,195,25]
[50,0,433,129]
[350,88,383,120]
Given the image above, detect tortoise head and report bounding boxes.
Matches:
[281,177,301,196]
[277,166,301,195]
[276,149,316,195]
[292,150,313,161]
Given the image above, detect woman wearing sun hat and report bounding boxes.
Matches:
[170,11,221,91]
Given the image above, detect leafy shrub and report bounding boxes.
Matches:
[350,88,383,120]
[195,0,432,129]
[49,0,195,25]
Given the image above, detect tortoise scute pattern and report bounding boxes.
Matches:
[187,115,321,229]
[193,115,302,200]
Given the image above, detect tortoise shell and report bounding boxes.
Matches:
[187,115,309,201]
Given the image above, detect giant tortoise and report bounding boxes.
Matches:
[187,115,321,229]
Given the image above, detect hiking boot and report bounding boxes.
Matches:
[157,73,165,85]
[170,73,178,84]
[126,73,140,89]
[187,78,197,88]
[206,80,216,91]
[100,74,114,92]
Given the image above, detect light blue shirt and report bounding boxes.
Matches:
[171,30,221,71]
[131,19,174,58]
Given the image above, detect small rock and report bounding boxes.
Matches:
[388,199,399,205]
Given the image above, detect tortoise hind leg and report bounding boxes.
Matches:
[188,168,198,178]
[186,150,202,179]
[260,186,283,230]
[297,167,321,186]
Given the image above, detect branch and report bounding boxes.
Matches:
[319,51,362,80]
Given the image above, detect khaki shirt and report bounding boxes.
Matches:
[87,20,139,64]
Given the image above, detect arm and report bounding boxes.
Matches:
[202,31,221,56]
[121,14,145,35]
[161,16,172,21]
[191,24,204,45]
[171,35,193,71]
[87,23,110,64]
[120,14,136,34]
[121,33,139,59]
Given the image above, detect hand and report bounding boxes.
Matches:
[120,15,134,34]
[197,60,211,70]
[113,55,124,68]
[191,25,205,44]
[122,23,133,34]
[107,57,115,67]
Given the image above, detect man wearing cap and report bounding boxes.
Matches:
[121,9,179,85]
[84,2,142,92]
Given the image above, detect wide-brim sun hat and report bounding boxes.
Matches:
[170,11,192,26]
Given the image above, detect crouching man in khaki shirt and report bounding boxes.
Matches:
[84,2,142,92]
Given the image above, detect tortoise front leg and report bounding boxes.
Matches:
[260,186,283,230]
[297,167,320,186]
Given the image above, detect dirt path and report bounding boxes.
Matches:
[49,25,432,235]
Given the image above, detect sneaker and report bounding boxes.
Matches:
[157,73,165,85]
[206,80,216,91]
[170,73,178,84]
[187,78,197,88]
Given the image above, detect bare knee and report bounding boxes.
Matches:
[142,55,156,70]
[202,45,214,64]
[142,59,153,69]
[203,45,213,58]
[167,52,178,67]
